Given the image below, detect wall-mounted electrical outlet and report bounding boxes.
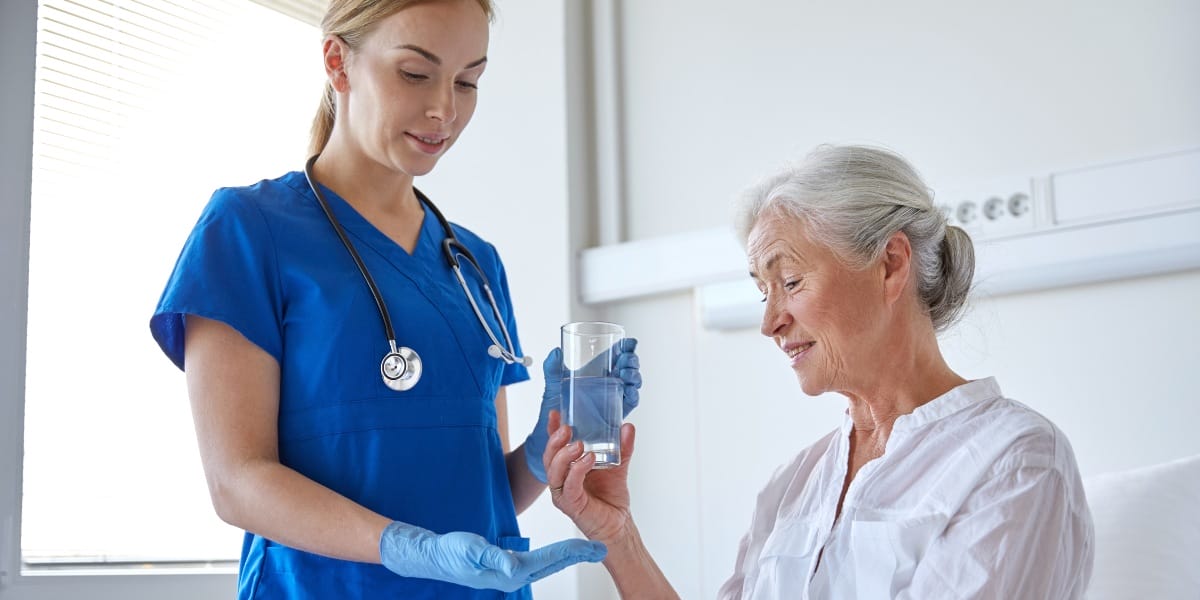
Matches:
[935,176,1042,242]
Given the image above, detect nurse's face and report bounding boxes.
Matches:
[748,210,888,398]
[334,0,489,176]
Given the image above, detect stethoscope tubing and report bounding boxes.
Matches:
[305,155,399,345]
[303,154,528,391]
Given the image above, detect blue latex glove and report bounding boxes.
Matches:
[379,521,607,592]
[524,338,641,483]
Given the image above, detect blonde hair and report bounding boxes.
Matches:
[735,144,976,333]
[308,0,495,157]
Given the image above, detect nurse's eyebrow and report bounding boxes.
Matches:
[396,44,488,69]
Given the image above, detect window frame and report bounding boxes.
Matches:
[0,1,236,596]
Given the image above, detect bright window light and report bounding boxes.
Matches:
[22,0,325,569]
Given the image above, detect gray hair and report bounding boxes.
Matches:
[734,144,975,333]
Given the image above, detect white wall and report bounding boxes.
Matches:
[605,1,1200,598]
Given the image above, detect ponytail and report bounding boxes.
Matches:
[308,81,336,157]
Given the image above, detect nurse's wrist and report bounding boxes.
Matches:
[523,434,548,484]
[373,517,405,566]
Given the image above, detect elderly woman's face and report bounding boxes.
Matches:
[748,211,888,397]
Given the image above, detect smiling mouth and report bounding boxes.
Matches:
[787,342,815,358]
[408,133,448,146]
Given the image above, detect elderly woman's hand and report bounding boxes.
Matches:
[543,409,636,544]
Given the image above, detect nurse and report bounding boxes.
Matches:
[148,0,640,598]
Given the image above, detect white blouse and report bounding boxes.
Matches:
[718,378,1094,599]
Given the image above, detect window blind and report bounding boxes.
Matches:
[31,0,237,178]
[23,0,323,566]
[248,0,327,27]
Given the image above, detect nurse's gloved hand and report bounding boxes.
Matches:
[524,338,640,484]
[379,521,607,592]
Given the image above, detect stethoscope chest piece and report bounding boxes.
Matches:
[381,345,422,391]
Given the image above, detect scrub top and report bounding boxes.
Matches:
[150,171,532,599]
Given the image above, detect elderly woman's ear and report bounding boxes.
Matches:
[881,230,913,304]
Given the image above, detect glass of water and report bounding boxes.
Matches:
[560,321,625,469]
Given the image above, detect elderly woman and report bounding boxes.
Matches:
[542,144,1094,599]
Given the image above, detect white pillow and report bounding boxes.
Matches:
[1083,454,1200,600]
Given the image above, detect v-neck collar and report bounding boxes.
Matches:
[303,174,443,269]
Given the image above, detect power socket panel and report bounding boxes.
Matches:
[935,175,1046,242]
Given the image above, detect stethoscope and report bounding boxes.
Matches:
[304,154,531,392]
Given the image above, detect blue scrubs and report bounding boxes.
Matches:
[150,171,532,599]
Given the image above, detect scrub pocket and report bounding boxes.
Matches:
[253,543,364,599]
[497,535,530,552]
[253,540,534,600]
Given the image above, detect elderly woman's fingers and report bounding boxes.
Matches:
[619,422,636,464]
[546,431,582,495]
[546,408,563,436]
[558,447,596,508]
[543,410,572,470]
[544,410,565,452]
[548,442,587,514]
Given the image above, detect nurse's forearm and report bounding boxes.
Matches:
[506,442,545,514]
[185,316,392,565]
[209,457,391,564]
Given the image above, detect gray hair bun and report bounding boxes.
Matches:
[734,144,976,332]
